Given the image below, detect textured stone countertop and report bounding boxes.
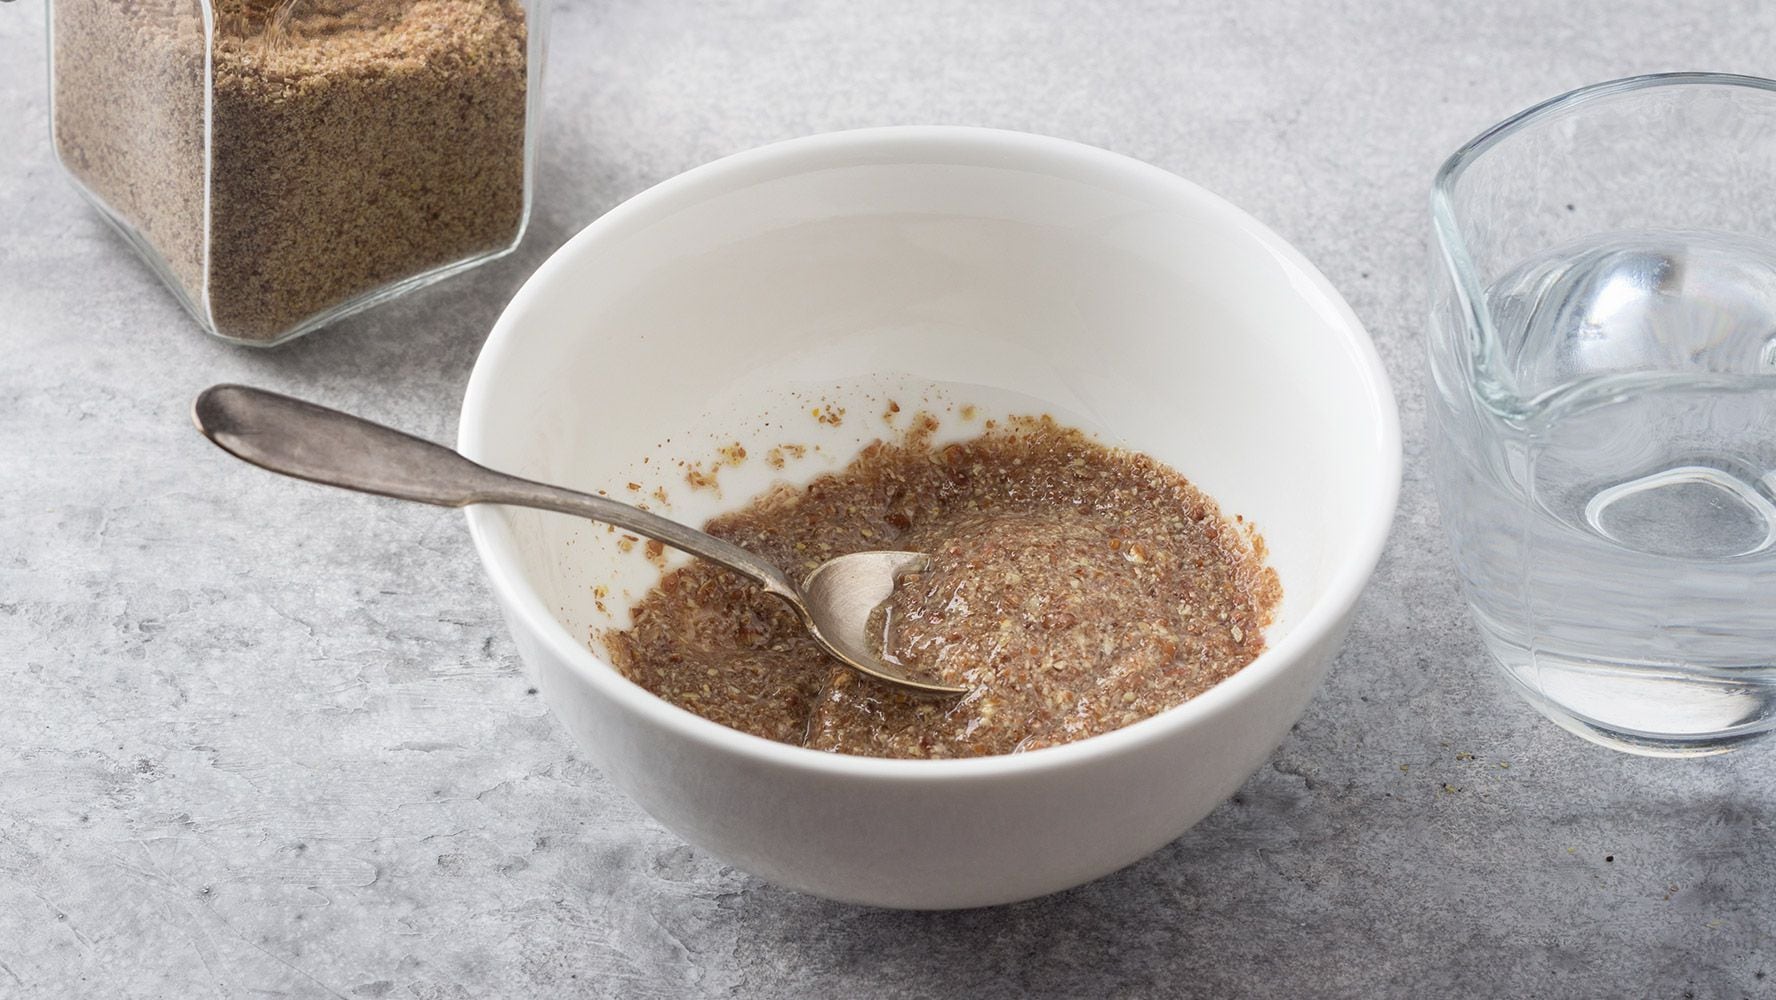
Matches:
[4,2,1774,997]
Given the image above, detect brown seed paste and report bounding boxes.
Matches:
[605,416,1281,759]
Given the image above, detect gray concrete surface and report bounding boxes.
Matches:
[4,1,1774,997]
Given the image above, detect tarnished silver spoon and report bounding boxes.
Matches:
[192,384,965,697]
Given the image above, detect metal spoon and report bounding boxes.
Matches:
[191,384,966,697]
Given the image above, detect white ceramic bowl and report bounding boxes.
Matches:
[460,127,1400,909]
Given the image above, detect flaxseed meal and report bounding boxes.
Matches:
[51,0,530,342]
[605,416,1282,760]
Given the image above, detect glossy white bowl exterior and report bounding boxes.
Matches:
[460,127,1400,909]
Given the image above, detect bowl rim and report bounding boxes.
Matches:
[460,125,1402,780]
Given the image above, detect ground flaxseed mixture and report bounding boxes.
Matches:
[605,416,1282,759]
[51,0,529,342]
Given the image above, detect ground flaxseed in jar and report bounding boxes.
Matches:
[50,0,536,343]
[605,416,1283,760]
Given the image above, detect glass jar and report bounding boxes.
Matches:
[47,0,548,346]
[1427,73,1776,755]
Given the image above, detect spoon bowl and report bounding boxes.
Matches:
[190,383,966,697]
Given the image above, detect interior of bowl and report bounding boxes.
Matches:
[461,128,1396,748]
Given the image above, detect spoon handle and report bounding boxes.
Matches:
[191,384,803,603]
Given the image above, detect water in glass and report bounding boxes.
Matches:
[1439,227,1776,753]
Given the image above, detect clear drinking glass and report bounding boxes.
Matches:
[47,0,548,346]
[1428,73,1776,756]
